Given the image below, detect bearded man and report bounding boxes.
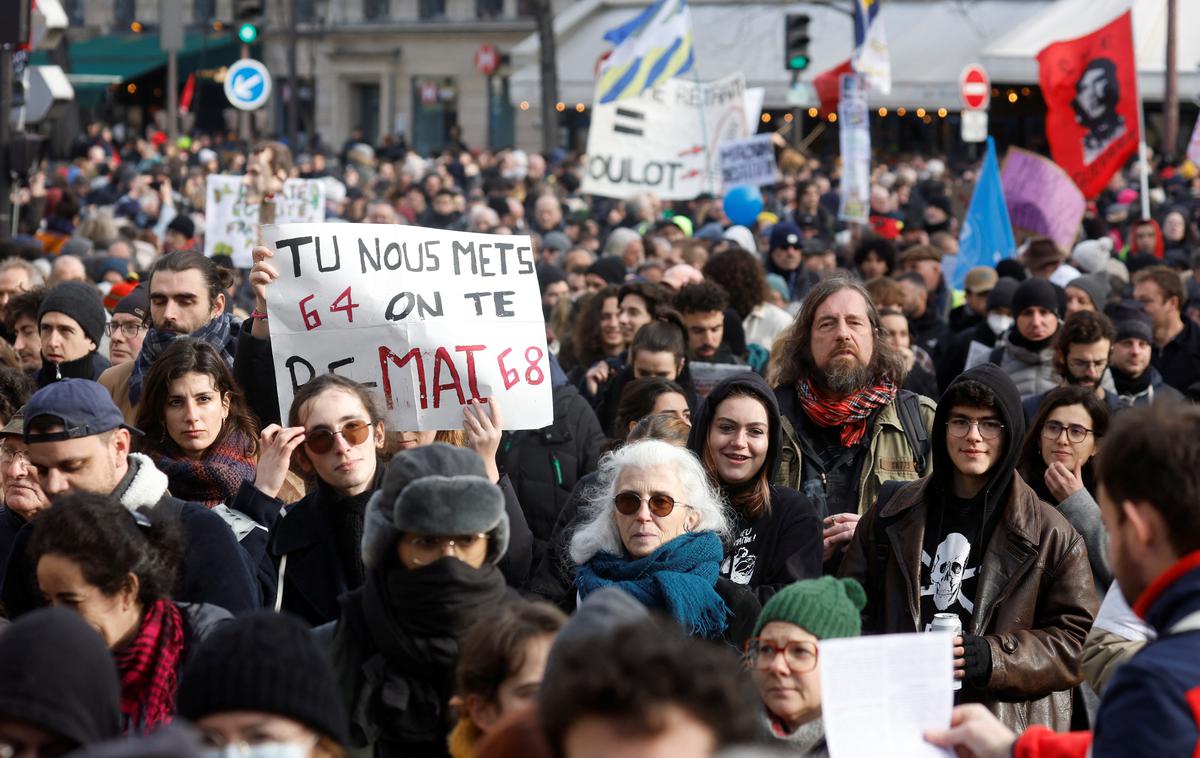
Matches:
[769,277,936,566]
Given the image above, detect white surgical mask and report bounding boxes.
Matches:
[987,313,1014,336]
[201,741,314,758]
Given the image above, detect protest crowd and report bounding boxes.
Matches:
[3,53,1200,757]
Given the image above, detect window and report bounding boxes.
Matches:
[419,0,445,19]
[193,0,216,23]
[296,0,315,22]
[476,0,504,18]
[63,0,86,26]
[114,0,136,29]
[363,0,389,20]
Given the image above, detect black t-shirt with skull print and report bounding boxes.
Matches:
[919,492,992,633]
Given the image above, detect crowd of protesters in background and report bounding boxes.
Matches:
[1,121,1200,757]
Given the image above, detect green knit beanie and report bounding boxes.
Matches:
[751,576,867,640]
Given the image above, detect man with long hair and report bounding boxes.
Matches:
[768,277,935,566]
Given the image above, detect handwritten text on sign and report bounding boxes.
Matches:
[205,176,325,268]
[263,223,553,431]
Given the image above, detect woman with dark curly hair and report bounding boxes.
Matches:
[852,235,896,280]
[29,491,230,734]
[703,248,794,352]
[569,286,623,385]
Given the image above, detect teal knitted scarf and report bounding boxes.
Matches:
[576,531,730,639]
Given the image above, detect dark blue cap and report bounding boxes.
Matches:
[23,379,142,444]
[769,222,803,251]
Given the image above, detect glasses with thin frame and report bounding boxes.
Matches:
[404,534,489,566]
[614,491,686,518]
[304,419,371,454]
[744,637,819,672]
[106,320,147,338]
[1067,357,1108,373]
[947,416,1005,440]
[0,445,30,468]
[1041,419,1093,445]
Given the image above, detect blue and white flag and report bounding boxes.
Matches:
[954,137,1015,289]
[596,0,694,104]
[853,0,891,96]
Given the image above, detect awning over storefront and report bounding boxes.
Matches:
[510,0,1049,112]
[32,30,244,107]
[982,0,1200,100]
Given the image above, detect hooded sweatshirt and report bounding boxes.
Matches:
[687,373,823,602]
[919,364,1026,632]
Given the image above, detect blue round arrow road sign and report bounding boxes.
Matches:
[224,59,272,111]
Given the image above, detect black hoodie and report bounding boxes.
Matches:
[919,363,1025,631]
[687,373,823,602]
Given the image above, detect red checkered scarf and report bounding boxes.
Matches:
[114,599,184,733]
[796,377,899,447]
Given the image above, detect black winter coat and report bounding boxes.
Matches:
[498,383,606,563]
[260,473,534,627]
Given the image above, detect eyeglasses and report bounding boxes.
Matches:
[614,491,685,517]
[1041,420,1093,444]
[199,736,319,758]
[404,534,489,565]
[744,637,819,672]
[0,446,30,468]
[106,320,147,338]
[1067,358,1108,373]
[303,419,371,454]
[947,416,1005,440]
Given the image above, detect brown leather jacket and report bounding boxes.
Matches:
[839,471,1097,732]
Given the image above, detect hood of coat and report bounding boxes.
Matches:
[687,371,782,484]
[931,363,1025,513]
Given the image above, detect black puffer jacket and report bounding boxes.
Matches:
[498,383,606,564]
[686,372,823,602]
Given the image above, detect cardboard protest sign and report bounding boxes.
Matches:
[205,176,325,268]
[719,134,778,191]
[1000,147,1086,252]
[262,223,553,431]
[581,72,749,200]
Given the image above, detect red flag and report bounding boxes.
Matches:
[179,73,196,115]
[1037,11,1139,199]
[814,58,854,117]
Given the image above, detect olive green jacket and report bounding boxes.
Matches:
[773,388,937,515]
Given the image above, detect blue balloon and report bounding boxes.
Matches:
[723,185,764,227]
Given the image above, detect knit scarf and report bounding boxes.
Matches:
[147,429,257,508]
[129,314,235,406]
[346,559,507,748]
[576,531,730,640]
[795,377,898,447]
[114,599,184,734]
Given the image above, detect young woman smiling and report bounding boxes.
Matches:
[686,373,822,602]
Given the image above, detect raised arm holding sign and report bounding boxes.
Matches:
[255,222,553,432]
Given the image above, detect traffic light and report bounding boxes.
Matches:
[233,0,262,43]
[784,13,811,72]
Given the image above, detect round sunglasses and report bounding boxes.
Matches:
[613,491,686,518]
[304,419,371,454]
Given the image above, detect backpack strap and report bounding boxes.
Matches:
[895,390,930,474]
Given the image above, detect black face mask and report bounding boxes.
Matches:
[925,219,950,235]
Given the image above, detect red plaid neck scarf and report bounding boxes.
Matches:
[115,599,184,733]
[796,377,899,447]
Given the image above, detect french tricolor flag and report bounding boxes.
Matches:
[853,0,891,96]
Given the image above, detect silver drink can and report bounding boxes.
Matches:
[930,613,963,690]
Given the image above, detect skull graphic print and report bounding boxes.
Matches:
[921,532,979,614]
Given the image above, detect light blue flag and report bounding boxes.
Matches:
[596,0,694,104]
[953,137,1015,290]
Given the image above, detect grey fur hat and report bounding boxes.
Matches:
[362,443,509,569]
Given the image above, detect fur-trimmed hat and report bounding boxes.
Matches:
[362,443,509,569]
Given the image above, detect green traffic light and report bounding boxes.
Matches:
[237,22,258,44]
[788,55,810,71]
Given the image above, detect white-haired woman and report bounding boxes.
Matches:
[569,439,760,648]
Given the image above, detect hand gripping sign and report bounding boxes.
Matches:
[263,223,553,431]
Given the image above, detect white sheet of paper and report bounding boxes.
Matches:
[818,632,955,758]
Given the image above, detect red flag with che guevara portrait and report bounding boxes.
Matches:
[1037,11,1139,199]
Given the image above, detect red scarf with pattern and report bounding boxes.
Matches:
[796,377,898,447]
[114,599,184,733]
